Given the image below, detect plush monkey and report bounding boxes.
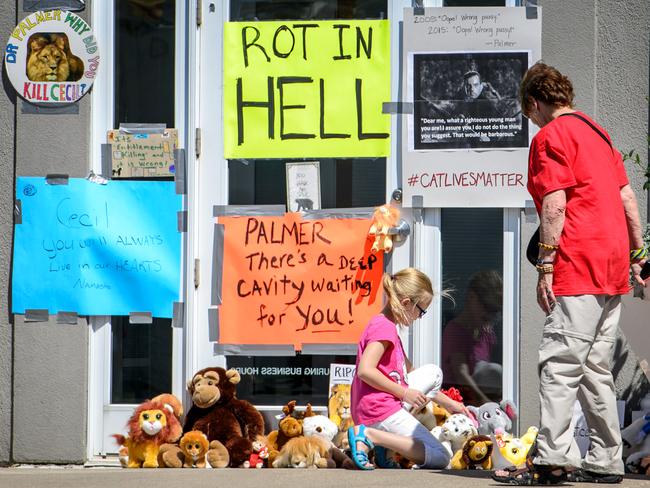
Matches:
[182,367,265,468]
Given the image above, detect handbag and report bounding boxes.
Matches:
[525,113,613,266]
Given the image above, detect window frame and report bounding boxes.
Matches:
[87,0,188,458]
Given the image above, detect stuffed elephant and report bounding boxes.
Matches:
[467,400,517,436]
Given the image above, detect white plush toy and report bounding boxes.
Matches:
[302,414,355,469]
[302,415,339,446]
[431,413,478,461]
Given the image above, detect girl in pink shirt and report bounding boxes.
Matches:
[349,268,471,470]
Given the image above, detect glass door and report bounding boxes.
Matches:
[196,0,404,424]
[88,0,184,458]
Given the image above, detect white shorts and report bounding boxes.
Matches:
[369,407,450,469]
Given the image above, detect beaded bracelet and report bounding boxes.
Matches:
[538,242,559,251]
[536,263,554,274]
[630,247,648,261]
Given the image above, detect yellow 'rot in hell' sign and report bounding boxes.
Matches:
[223,20,391,158]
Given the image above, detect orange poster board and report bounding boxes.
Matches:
[218,214,383,350]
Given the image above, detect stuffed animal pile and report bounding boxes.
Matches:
[112,369,546,473]
[113,367,266,469]
[268,400,355,469]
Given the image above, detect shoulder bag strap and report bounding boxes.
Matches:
[558,112,613,151]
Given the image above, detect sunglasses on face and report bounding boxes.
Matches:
[416,303,427,318]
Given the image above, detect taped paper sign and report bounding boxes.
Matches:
[217,214,383,350]
[12,178,181,318]
[223,20,391,158]
[108,129,178,178]
[401,7,541,208]
[4,10,99,104]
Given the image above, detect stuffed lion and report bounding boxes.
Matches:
[113,398,182,468]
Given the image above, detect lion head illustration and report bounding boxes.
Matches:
[26,34,70,82]
[328,384,351,430]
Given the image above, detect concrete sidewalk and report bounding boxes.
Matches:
[1,467,649,488]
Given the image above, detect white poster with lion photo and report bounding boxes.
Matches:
[328,363,355,432]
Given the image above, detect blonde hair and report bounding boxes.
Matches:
[382,268,434,326]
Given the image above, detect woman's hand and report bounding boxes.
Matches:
[631,259,647,286]
[537,272,556,314]
[402,388,428,410]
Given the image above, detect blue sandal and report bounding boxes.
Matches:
[347,425,375,470]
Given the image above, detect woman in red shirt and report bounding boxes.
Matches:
[493,62,647,485]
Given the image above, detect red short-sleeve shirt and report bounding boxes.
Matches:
[527,112,630,296]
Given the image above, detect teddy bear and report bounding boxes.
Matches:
[243,436,269,468]
[302,413,355,469]
[368,204,400,253]
[431,413,479,461]
[450,435,494,470]
[467,400,517,436]
[159,367,264,468]
[267,400,307,466]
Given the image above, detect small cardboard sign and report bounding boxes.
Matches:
[4,10,99,104]
[108,129,178,178]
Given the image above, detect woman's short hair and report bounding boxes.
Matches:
[519,62,575,117]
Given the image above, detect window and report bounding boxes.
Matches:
[226,0,388,407]
[440,208,503,406]
[115,0,176,127]
[111,317,173,403]
[227,355,354,405]
[110,0,176,403]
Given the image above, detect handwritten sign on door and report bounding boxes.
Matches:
[217,213,383,350]
[108,129,177,178]
[12,178,181,317]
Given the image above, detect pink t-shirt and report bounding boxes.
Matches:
[351,314,408,425]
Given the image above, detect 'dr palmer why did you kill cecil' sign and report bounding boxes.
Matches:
[223,20,391,159]
[217,213,384,350]
[5,10,99,104]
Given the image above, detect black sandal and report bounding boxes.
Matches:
[567,469,622,484]
[492,460,568,485]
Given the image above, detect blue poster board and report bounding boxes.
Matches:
[12,178,182,318]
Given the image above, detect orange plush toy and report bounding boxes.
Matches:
[368,204,400,253]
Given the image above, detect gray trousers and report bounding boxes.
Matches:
[533,295,625,475]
